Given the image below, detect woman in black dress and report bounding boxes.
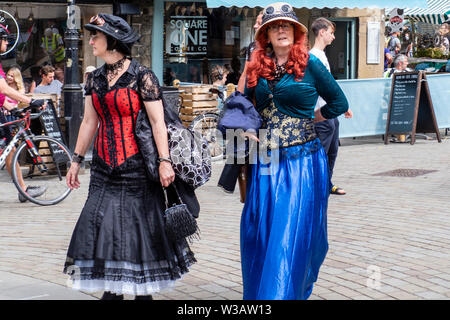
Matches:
[63,14,196,300]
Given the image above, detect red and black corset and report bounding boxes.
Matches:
[92,88,141,167]
[85,59,162,168]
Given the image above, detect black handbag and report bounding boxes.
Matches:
[163,184,200,242]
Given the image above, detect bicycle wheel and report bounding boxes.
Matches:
[12,136,72,206]
[189,113,224,161]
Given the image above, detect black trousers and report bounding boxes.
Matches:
[218,163,242,193]
[315,118,340,183]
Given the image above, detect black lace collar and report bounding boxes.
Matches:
[90,58,141,97]
[97,58,138,78]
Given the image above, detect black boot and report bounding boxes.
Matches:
[101,291,124,300]
[134,295,153,300]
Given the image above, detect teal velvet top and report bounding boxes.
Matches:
[245,54,349,120]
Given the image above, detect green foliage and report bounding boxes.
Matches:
[414,47,449,59]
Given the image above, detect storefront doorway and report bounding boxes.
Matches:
[326,18,356,79]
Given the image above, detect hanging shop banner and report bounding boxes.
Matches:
[388,8,405,33]
[0,9,20,56]
[166,16,208,56]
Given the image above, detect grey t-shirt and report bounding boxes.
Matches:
[33,80,63,95]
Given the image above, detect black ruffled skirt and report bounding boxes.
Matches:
[63,152,196,295]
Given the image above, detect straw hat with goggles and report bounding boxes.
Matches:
[255,2,307,41]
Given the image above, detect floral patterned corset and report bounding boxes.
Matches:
[260,101,317,150]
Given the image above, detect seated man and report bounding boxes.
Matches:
[34,65,63,95]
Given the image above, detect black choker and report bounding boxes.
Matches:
[106,56,127,82]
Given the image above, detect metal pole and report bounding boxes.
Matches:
[63,0,83,153]
[151,0,164,81]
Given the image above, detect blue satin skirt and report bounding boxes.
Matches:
[241,139,329,300]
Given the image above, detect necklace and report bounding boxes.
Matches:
[273,61,288,80]
[106,56,127,83]
[272,55,288,80]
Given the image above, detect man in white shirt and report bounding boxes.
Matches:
[310,17,352,196]
[34,65,63,95]
[383,54,412,78]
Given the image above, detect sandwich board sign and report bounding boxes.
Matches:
[385,71,441,145]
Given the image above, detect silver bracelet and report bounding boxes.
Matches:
[158,157,172,164]
[72,153,85,164]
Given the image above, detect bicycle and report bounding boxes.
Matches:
[188,87,226,161]
[0,106,72,205]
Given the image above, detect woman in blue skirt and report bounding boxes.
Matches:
[242,2,349,300]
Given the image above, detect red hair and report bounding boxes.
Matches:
[246,27,309,88]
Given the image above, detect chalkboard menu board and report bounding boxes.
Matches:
[387,73,419,134]
[39,100,69,163]
[385,71,441,145]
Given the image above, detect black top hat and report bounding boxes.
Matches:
[84,13,140,44]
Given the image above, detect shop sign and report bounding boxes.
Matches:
[166,16,208,56]
[388,8,404,33]
[0,9,20,56]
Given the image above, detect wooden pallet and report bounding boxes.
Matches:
[179,85,219,127]
[181,85,214,94]
[181,100,219,108]
[180,106,218,115]
[38,140,56,169]
[180,93,218,101]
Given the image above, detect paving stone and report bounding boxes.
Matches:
[415,291,448,299]
[190,290,220,299]
[217,290,243,300]
[199,283,229,294]
[319,292,350,300]
[329,286,363,299]
[386,291,422,300]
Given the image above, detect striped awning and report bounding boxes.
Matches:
[206,0,428,9]
[404,0,450,24]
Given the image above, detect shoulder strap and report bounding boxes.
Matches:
[389,68,395,77]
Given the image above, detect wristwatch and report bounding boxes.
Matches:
[72,152,85,164]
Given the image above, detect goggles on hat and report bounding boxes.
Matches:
[89,15,105,27]
[0,24,9,40]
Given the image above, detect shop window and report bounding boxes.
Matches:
[3,16,67,93]
[163,2,261,86]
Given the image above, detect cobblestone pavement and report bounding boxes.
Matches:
[0,133,449,300]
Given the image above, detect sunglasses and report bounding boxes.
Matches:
[268,22,294,32]
[90,15,105,27]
